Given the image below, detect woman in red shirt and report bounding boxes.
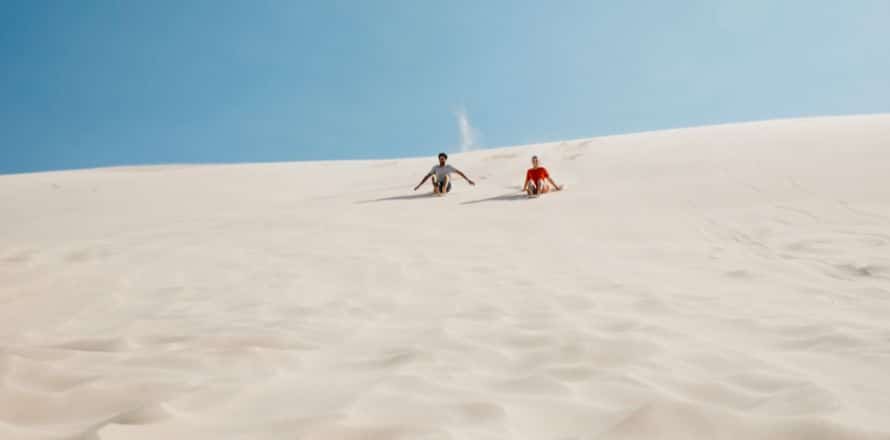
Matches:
[523,155,563,197]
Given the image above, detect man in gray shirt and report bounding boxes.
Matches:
[413,152,475,195]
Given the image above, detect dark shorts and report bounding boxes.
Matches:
[437,180,452,192]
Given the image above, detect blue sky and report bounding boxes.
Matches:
[2,0,888,174]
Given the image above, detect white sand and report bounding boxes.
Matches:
[2,115,889,440]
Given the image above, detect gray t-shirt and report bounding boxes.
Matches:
[430,164,457,180]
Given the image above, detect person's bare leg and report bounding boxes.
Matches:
[431,176,440,194]
[539,179,551,194]
[526,181,537,197]
[441,175,450,196]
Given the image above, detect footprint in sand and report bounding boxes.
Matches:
[51,337,132,353]
[452,401,506,423]
[2,249,35,264]
[486,152,518,161]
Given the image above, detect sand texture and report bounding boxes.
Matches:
[2,115,889,439]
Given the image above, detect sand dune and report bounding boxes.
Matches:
[1,115,889,439]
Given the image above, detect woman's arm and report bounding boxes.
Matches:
[547,176,562,190]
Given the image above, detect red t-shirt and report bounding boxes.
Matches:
[526,167,549,182]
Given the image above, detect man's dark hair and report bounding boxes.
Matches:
[438,152,448,159]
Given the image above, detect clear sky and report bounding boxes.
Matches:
[2,1,888,174]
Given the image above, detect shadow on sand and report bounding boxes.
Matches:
[461,193,529,205]
[356,193,437,204]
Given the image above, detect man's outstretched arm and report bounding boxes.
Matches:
[414,173,433,191]
[455,170,475,185]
